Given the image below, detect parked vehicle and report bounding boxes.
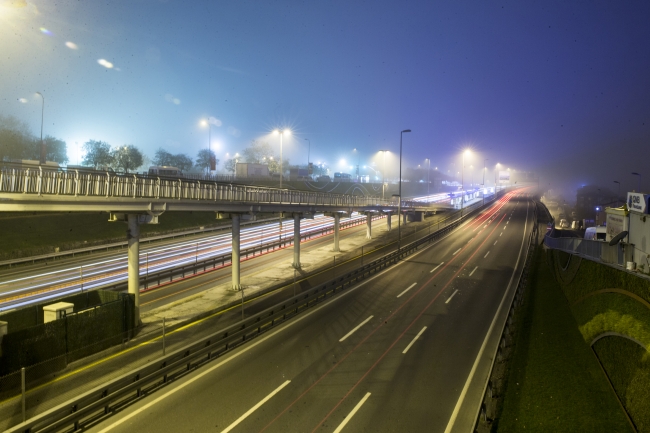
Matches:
[559,219,569,228]
[316,175,331,182]
[584,226,607,241]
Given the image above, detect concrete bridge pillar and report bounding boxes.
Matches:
[386,213,392,231]
[231,214,242,291]
[333,213,341,252]
[366,213,372,239]
[293,213,301,269]
[127,214,141,321]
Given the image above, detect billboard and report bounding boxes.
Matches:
[498,170,510,183]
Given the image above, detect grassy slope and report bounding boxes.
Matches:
[497,249,632,432]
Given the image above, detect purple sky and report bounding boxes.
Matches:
[2,0,649,197]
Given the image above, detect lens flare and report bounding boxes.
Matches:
[97,59,113,69]
[65,41,78,50]
[18,98,27,103]
[39,27,52,35]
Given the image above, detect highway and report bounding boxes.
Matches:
[84,191,531,433]
[0,213,379,310]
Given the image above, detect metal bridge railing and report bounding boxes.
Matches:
[0,167,414,208]
[543,235,632,266]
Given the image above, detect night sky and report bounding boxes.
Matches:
[2,0,649,198]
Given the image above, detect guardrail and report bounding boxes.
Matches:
[0,166,400,207]
[473,201,538,430]
[4,191,503,433]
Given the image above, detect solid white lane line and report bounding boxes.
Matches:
[469,266,478,277]
[445,290,459,304]
[484,251,490,258]
[453,248,462,256]
[402,326,428,354]
[493,240,498,245]
[397,283,417,298]
[339,315,374,342]
[221,380,291,433]
[430,262,444,273]
[333,392,372,433]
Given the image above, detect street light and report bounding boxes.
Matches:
[631,172,641,192]
[304,138,311,170]
[35,92,45,164]
[379,150,388,200]
[483,158,488,187]
[425,158,431,196]
[353,148,360,181]
[273,129,291,188]
[461,149,471,211]
[398,129,411,254]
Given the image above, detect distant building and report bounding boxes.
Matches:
[576,185,617,223]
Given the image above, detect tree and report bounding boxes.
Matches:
[0,114,34,161]
[171,154,193,172]
[82,140,113,169]
[242,140,275,163]
[153,148,173,166]
[196,149,218,173]
[41,136,68,163]
[111,145,143,173]
[224,158,236,174]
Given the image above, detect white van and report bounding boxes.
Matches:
[585,226,607,241]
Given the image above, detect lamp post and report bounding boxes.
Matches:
[483,158,488,187]
[380,150,388,200]
[353,148,360,181]
[613,180,621,204]
[426,158,431,196]
[304,138,310,166]
[398,129,411,254]
[461,149,471,212]
[35,92,45,165]
[273,129,291,188]
[631,172,641,193]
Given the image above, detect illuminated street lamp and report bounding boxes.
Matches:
[379,150,388,200]
[200,118,215,173]
[425,158,431,196]
[398,129,411,253]
[35,92,45,164]
[273,129,291,188]
[461,149,471,211]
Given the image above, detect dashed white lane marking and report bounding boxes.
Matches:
[500,232,503,237]
[484,251,490,258]
[494,240,498,245]
[453,248,462,256]
[221,380,291,433]
[430,262,444,273]
[397,283,417,298]
[333,392,372,433]
[402,326,428,354]
[339,315,374,342]
[503,225,507,230]
[469,266,478,277]
[445,290,459,304]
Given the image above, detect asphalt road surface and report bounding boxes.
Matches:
[85,192,532,433]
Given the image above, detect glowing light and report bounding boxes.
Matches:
[97,59,114,69]
[65,41,78,50]
[464,149,471,156]
[18,98,27,103]
[39,27,52,36]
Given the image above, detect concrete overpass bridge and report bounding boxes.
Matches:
[0,166,452,322]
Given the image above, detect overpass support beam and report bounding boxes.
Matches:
[333,213,341,252]
[293,213,301,269]
[386,213,392,231]
[110,212,160,326]
[231,214,242,291]
[127,214,140,324]
[366,213,372,239]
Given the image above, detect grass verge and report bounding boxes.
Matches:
[495,248,633,432]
